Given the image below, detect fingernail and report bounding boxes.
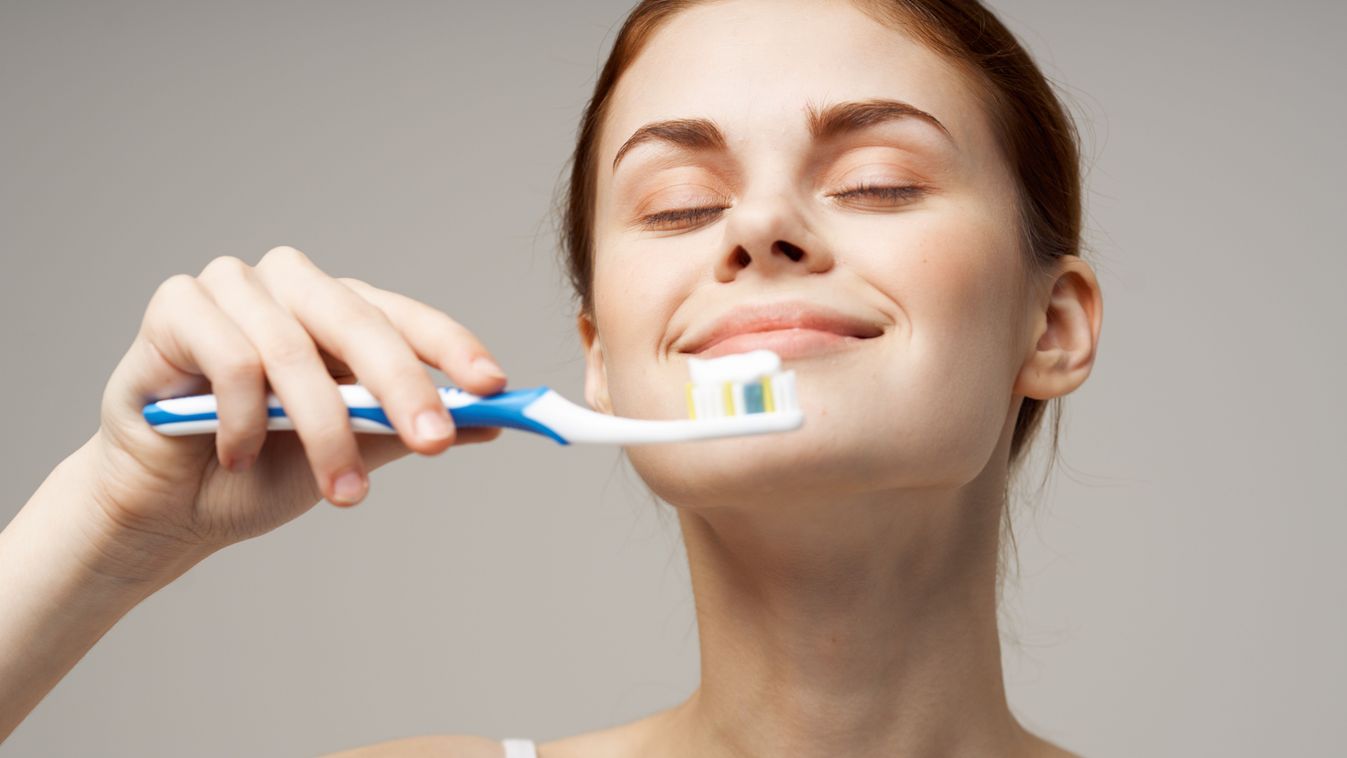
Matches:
[415,409,452,442]
[332,469,367,505]
[472,356,506,380]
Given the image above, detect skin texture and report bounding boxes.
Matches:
[559,1,1101,756]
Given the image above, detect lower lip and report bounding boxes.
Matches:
[689,328,872,359]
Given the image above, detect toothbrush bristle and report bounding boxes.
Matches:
[684,371,797,419]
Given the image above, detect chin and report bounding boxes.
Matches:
[609,349,1002,507]
[623,391,998,509]
[624,415,893,509]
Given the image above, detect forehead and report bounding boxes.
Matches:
[598,0,992,167]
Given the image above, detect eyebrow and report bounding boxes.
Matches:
[610,98,953,173]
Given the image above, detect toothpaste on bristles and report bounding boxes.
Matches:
[685,349,798,420]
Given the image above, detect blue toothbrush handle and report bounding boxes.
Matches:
[441,386,567,444]
[142,384,569,444]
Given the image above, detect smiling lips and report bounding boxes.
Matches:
[679,300,886,360]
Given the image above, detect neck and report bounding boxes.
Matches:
[645,469,1030,758]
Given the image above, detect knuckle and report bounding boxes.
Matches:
[281,276,326,314]
[447,320,482,351]
[198,254,251,282]
[258,265,328,314]
[315,412,358,443]
[260,245,311,270]
[418,311,471,351]
[154,273,198,300]
[447,331,489,366]
[291,398,356,453]
[336,276,370,291]
[391,367,437,409]
[219,352,264,384]
[333,317,394,364]
[263,333,318,369]
[345,304,393,337]
[144,274,198,322]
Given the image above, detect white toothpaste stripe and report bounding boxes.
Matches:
[700,385,718,418]
[687,349,781,385]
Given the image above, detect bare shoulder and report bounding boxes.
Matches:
[533,715,666,758]
[318,734,505,758]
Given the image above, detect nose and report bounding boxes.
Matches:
[714,193,835,282]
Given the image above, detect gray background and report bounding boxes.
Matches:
[3,1,1344,755]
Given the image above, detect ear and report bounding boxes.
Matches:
[577,311,614,415]
[1013,256,1104,400]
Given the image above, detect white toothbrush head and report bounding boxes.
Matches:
[684,349,799,420]
[515,348,802,445]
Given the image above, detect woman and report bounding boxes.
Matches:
[0,0,1102,756]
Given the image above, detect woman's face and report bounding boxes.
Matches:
[583,0,1039,508]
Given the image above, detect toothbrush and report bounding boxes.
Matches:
[142,349,803,445]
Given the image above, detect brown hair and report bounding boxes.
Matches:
[555,0,1082,583]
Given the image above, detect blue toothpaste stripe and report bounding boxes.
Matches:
[743,382,764,414]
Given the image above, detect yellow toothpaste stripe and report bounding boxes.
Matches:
[686,382,696,419]
[722,382,734,416]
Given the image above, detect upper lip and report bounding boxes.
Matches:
[677,299,886,355]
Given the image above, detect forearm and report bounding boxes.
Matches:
[0,438,205,743]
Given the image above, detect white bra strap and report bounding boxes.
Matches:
[501,737,538,758]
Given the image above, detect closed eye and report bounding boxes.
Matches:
[638,205,727,230]
[637,184,927,230]
[829,183,927,203]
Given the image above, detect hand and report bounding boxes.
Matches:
[82,246,508,581]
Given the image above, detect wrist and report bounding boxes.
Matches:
[49,436,214,590]
[0,437,207,741]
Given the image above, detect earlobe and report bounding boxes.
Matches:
[577,312,614,414]
[1012,257,1104,401]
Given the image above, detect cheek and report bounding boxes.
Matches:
[591,238,698,419]
[909,224,1021,357]
[857,195,1025,364]
[873,202,1027,473]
